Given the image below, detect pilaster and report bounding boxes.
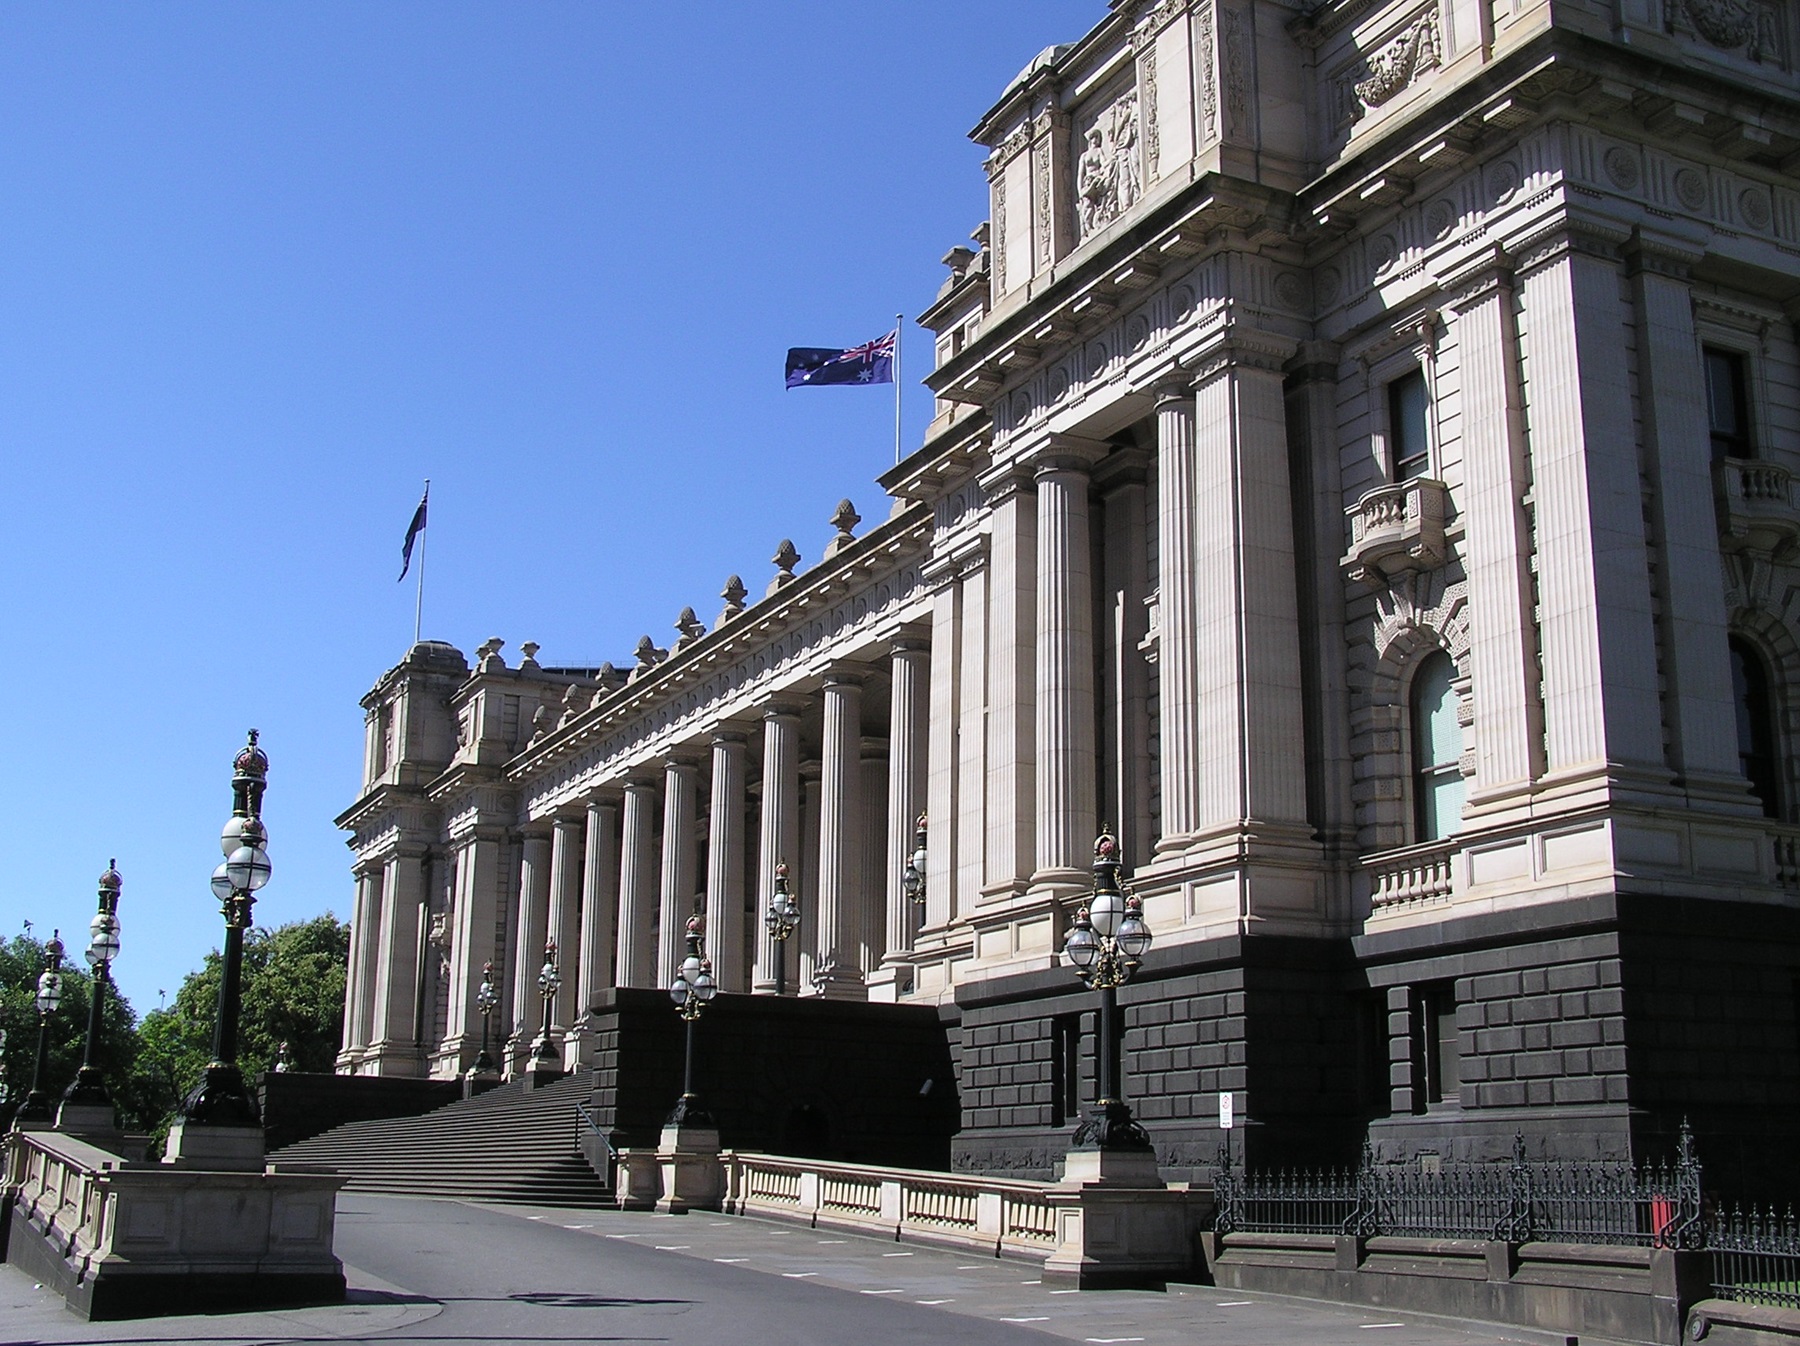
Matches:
[616,778,660,990]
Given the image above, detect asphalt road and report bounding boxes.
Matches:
[1,1193,1618,1346]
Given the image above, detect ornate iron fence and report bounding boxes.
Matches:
[1710,1205,1800,1310]
[1212,1122,1703,1250]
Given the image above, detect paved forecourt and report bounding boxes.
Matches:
[1,1192,1625,1345]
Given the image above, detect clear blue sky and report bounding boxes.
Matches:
[0,3,1103,1019]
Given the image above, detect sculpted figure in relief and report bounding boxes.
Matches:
[1075,91,1141,242]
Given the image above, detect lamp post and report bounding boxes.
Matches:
[531,939,562,1071]
[1061,830,1154,1153]
[901,813,928,936]
[179,730,271,1129]
[763,862,799,996]
[473,960,499,1075]
[12,932,64,1128]
[666,916,716,1126]
[60,862,124,1116]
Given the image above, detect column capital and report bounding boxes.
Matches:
[1021,432,1109,475]
[1093,444,1150,492]
[1624,226,1706,279]
[1184,320,1298,382]
[753,694,807,721]
[709,727,750,748]
[1149,377,1195,411]
[662,754,700,776]
[1283,338,1342,385]
[1439,244,1515,309]
[821,666,868,690]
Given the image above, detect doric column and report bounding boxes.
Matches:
[859,737,889,976]
[811,672,865,998]
[338,865,378,1070]
[982,465,1036,895]
[1153,386,1202,847]
[706,732,749,992]
[441,832,504,1074]
[369,849,427,1073]
[1516,230,1666,784]
[658,757,700,989]
[753,701,802,993]
[572,797,618,1063]
[1190,329,1311,836]
[1031,438,1106,893]
[1097,449,1153,865]
[1630,238,1748,806]
[798,758,823,987]
[885,640,929,961]
[1447,257,1543,804]
[615,779,659,989]
[508,829,553,1069]
[546,815,585,1036]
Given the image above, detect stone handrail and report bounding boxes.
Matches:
[720,1150,1058,1257]
[6,1128,127,1276]
[1363,837,1457,911]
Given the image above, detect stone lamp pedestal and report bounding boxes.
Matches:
[654,1120,724,1214]
[1042,1146,1203,1288]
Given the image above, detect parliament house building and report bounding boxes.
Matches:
[333,0,1800,1187]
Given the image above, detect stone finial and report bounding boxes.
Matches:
[529,702,555,744]
[767,539,801,597]
[559,683,594,727]
[717,574,748,628]
[476,638,507,672]
[519,641,542,670]
[825,499,862,558]
[628,635,668,683]
[597,661,627,691]
[673,606,707,652]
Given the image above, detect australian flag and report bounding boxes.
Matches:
[785,330,896,389]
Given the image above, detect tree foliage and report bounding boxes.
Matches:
[3,914,348,1137]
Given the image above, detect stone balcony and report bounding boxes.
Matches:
[1342,478,1449,585]
[1714,457,1798,559]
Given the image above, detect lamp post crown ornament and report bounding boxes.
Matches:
[13,929,66,1126]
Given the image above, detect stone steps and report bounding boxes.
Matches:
[267,1072,611,1207]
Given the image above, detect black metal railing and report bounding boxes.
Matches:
[1710,1205,1800,1310]
[573,1101,620,1176]
[1213,1122,1703,1251]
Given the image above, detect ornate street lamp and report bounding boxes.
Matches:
[667,916,716,1126]
[763,861,799,996]
[531,939,562,1070]
[180,730,271,1128]
[1061,830,1154,1153]
[13,931,65,1128]
[472,960,500,1075]
[901,814,928,934]
[60,862,124,1116]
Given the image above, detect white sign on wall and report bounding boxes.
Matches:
[1219,1092,1234,1130]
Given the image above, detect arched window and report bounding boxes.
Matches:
[1411,652,1464,842]
[1730,637,1780,819]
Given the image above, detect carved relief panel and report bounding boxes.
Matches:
[1073,81,1142,245]
[1667,0,1788,66]
[1333,4,1442,128]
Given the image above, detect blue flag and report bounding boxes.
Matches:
[785,330,896,388]
[398,487,428,581]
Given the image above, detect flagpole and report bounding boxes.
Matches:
[413,479,429,648]
[893,314,904,466]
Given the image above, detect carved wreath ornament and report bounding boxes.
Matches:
[1354,9,1440,114]
[1671,0,1782,59]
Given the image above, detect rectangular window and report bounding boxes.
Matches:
[1051,1013,1083,1126]
[1358,994,1391,1119]
[1705,348,1752,460]
[1422,983,1461,1106]
[1389,369,1431,481]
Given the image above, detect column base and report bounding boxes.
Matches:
[1028,867,1091,903]
[800,968,867,1001]
[865,963,914,1002]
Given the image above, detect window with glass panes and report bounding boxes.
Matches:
[1389,369,1431,481]
[1411,652,1465,841]
[1705,349,1752,460]
[1730,637,1780,819]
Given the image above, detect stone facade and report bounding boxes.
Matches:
[335,1,1800,1191]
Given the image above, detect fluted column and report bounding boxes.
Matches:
[1448,259,1542,803]
[546,816,585,1037]
[753,702,802,993]
[1032,439,1105,893]
[706,732,749,992]
[798,758,823,988]
[441,832,504,1075]
[885,641,929,962]
[983,466,1036,894]
[615,779,659,989]
[572,797,618,1065]
[1517,231,1665,782]
[1098,450,1152,865]
[508,829,553,1071]
[370,849,427,1073]
[811,672,865,998]
[1153,387,1202,848]
[338,865,377,1071]
[353,869,384,1069]
[924,572,961,935]
[859,737,889,976]
[658,758,700,989]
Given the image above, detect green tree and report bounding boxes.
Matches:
[0,928,142,1130]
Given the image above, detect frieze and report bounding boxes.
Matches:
[1137,35,1160,183]
[520,554,927,818]
[1197,3,1218,145]
[1667,0,1784,63]
[1221,6,1247,130]
[1075,86,1142,243]
[1033,137,1054,271]
[1572,126,1796,246]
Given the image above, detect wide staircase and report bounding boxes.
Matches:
[266,1071,611,1207]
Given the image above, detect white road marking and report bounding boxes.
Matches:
[653,1245,690,1251]
[565,1224,592,1229]
[1050,1288,1081,1294]
[918,1298,954,1305]
[782,1271,819,1278]
[1217,1300,1253,1306]
[605,1233,644,1240]
[956,1264,983,1270]
[818,1238,848,1244]
[1001,1317,1050,1324]
[1086,1338,1147,1344]
[1020,1279,1042,1285]
[882,1251,914,1257]
[860,1289,906,1296]
[713,1257,748,1263]
[708,1220,731,1226]
[1360,1324,1405,1330]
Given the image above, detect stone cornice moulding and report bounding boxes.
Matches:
[1508,210,1636,279]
